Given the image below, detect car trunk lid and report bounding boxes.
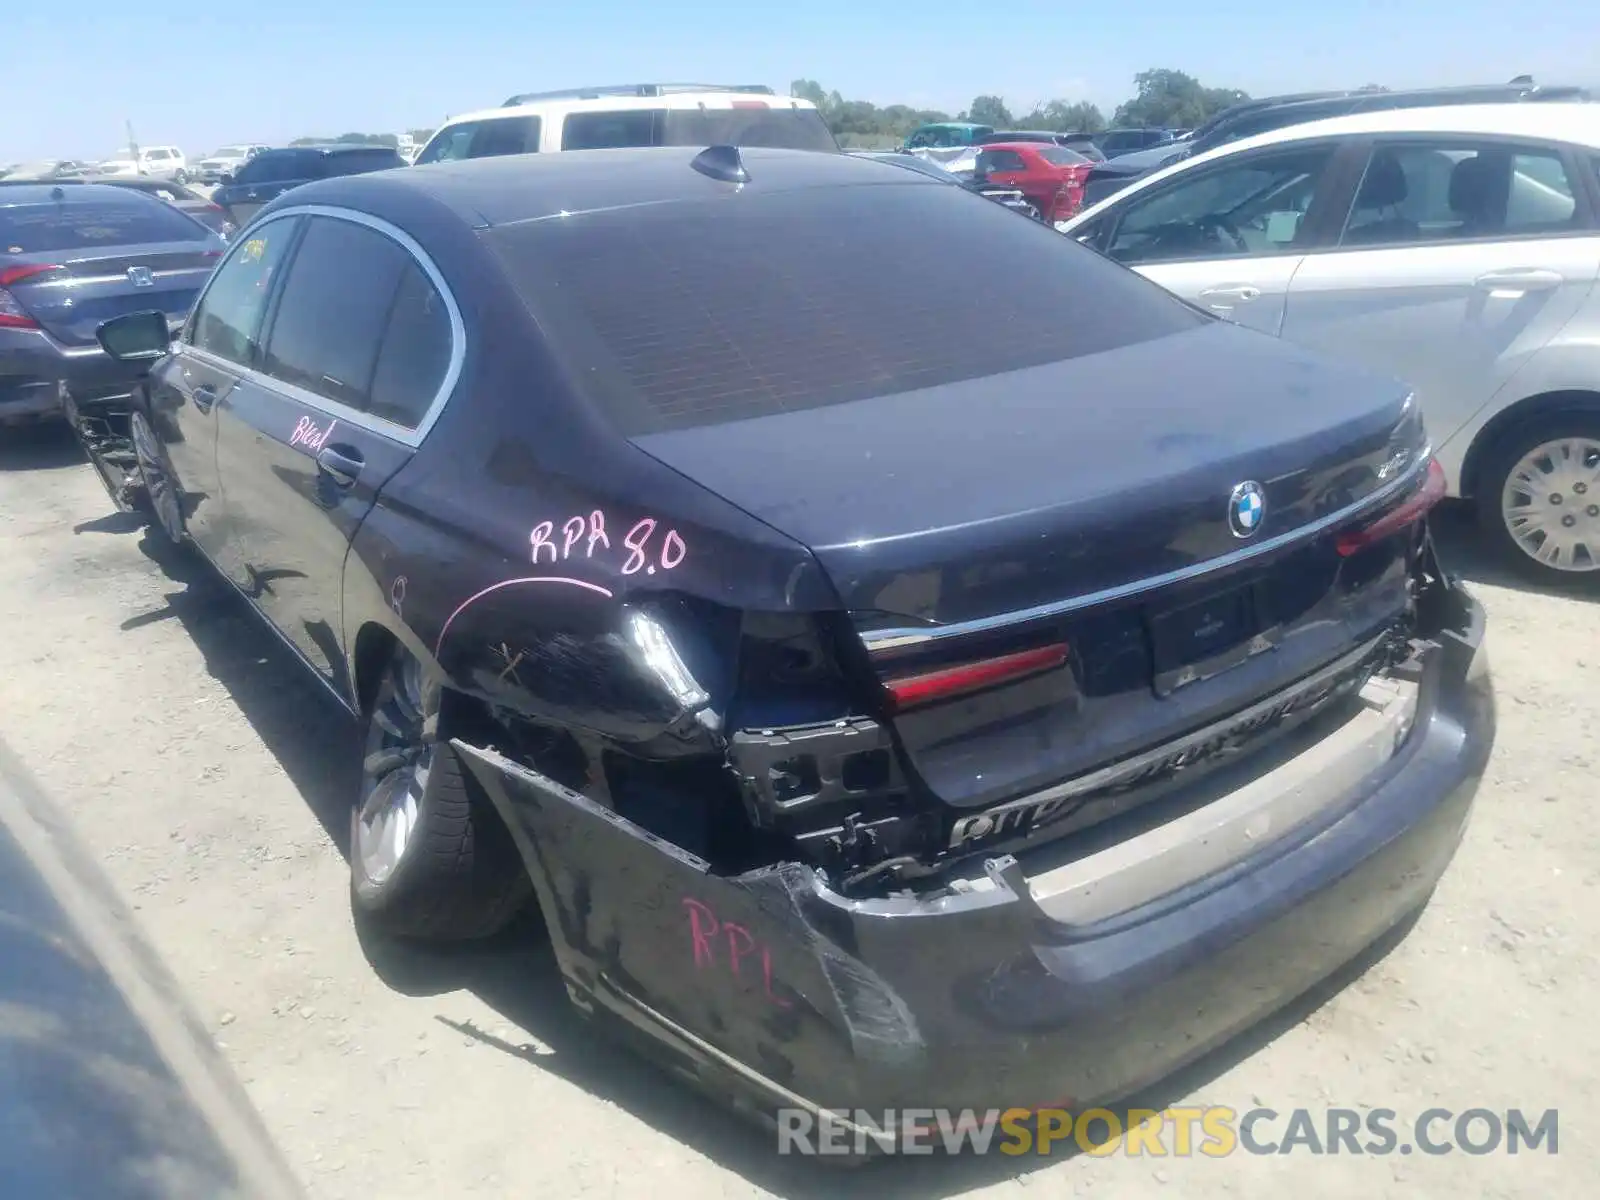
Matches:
[632,321,1430,813]
[1,242,216,345]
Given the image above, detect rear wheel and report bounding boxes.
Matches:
[1476,413,1600,583]
[174,169,188,184]
[351,644,531,941]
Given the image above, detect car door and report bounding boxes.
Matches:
[210,211,458,698]
[152,219,302,563]
[1282,138,1600,454]
[1089,141,1351,336]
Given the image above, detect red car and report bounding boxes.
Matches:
[975,141,1094,223]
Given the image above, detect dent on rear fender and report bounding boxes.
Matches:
[449,739,927,1071]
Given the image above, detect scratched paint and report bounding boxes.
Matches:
[530,510,688,578]
[433,576,615,657]
[682,897,791,1009]
[389,575,407,617]
[289,415,338,453]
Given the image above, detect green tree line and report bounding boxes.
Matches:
[791,69,1252,148]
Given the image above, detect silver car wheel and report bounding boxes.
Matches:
[1500,436,1600,573]
[356,656,433,886]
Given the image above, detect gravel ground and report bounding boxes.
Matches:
[0,422,1595,1199]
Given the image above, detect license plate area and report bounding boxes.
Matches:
[1148,582,1278,696]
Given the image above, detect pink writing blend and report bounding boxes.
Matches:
[289,415,338,452]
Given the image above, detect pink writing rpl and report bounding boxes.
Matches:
[682,898,791,1008]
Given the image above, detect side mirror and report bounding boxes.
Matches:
[98,310,172,362]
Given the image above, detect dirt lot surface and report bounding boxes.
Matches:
[1,423,1595,1199]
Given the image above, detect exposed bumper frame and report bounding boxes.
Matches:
[453,569,1492,1126]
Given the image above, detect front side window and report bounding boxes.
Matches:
[1340,142,1582,248]
[1106,146,1334,265]
[261,217,411,411]
[189,218,300,365]
[561,110,658,151]
[416,117,541,164]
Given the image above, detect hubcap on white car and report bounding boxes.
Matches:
[1500,436,1600,572]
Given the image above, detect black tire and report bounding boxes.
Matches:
[351,646,531,941]
[174,169,188,184]
[1474,412,1600,586]
[132,408,186,545]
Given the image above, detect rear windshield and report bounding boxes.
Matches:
[559,107,837,152]
[1040,147,1090,166]
[485,181,1204,434]
[0,198,209,252]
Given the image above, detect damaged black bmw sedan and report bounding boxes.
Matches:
[82,144,1493,1129]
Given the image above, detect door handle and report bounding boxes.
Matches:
[1198,284,1262,303]
[191,384,217,414]
[1474,268,1563,294]
[316,444,364,488]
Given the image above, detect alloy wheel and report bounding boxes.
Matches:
[356,655,435,886]
[132,410,184,542]
[1500,436,1600,573]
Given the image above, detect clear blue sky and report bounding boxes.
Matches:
[8,1,1598,159]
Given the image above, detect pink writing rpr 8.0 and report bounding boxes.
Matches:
[289,414,338,452]
[531,510,687,578]
[682,897,791,1009]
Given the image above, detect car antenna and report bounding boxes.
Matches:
[690,144,749,184]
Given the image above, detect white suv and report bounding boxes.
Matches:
[90,146,189,182]
[414,83,835,165]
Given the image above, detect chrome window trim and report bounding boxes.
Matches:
[178,204,466,450]
[860,445,1433,653]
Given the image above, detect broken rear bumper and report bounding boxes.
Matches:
[454,581,1491,1122]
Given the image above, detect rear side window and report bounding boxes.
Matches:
[561,110,658,151]
[262,217,410,410]
[190,218,300,365]
[977,149,1027,173]
[660,107,837,152]
[416,117,541,164]
[325,151,404,176]
[0,197,210,252]
[368,263,454,428]
[486,182,1205,434]
[237,152,323,184]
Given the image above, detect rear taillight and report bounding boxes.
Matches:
[1335,457,1447,557]
[0,264,59,329]
[884,643,1069,712]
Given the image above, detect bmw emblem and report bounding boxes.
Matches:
[1228,481,1266,538]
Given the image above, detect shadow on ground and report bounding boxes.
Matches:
[0,421,85,472]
